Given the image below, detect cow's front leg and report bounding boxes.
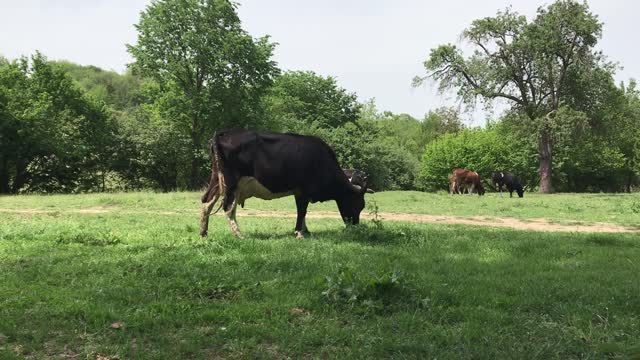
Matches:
[294,195,310,239]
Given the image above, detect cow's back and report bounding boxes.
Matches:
[215,130,347,202]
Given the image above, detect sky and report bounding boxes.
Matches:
[1,0,638,122]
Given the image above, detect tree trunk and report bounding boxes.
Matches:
[12,160,27,194]
[0,156,9,194]
[538,129,553,194]
[190,129,201,190]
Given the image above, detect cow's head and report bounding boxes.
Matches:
[345,169,374,194]
[516,185,525,198]
[338,182,368,225]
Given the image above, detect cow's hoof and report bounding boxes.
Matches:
[295,231,305,240]
[200,231,208,237]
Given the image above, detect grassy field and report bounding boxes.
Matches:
[1,192,639,358]
[2,191,639,227]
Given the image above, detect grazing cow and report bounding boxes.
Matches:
[200,130,370,239]
[343,169,374,193]
[492,171,524,198]
[450,168,485,195]
[449,174,458,195]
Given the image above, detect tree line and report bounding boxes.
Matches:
[1,0,638,194]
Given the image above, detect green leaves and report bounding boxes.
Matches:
[416,0,614,192]
[418,125,538,192]
[263,70,361,131]
[127,0,279,188]
[0,54,116,193]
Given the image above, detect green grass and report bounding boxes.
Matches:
[1,192,639,358]
[2,191,639,227]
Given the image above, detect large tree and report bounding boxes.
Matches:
[127,0,279,188]
[0,53,116,193]
[415,0,608,193]
[263,70,361,131]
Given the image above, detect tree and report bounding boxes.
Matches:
[421,107,464,144]
[0,53,116,193]
[127,0,279,188]
[54,61,144,110]
[263,70,361,131]
[415,1,608,193]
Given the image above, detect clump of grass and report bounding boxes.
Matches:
[96,196,123,206]
[55,231,122,246]
[188,282,263,301]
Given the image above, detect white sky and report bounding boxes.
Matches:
[1,0,637,122]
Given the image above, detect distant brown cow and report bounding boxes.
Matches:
[449,168,485,196]
[449,168,466,194]
[449,174,458,194]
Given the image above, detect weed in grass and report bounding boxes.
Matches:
[367,200,383,229]
[320,262,417,313]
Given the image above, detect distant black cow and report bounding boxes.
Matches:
[200,130,370,239]
[343,169,374,193]
[492,171,524,198]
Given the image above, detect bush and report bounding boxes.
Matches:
[310,121,420,191]
[418,124,537,192]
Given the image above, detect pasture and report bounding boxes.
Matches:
[1,192,639,358]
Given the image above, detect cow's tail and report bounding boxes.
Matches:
[202,132,226,215]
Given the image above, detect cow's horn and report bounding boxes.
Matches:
[360,181,369,194]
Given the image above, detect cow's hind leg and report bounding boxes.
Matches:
[226,197,242,238]
[220,174,243,238]
[222,182,242,238]
[294,195,310,239]
[200,191,220,237]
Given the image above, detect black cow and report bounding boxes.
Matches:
[491,171,524,198]
[200,130,370,238]
[343,169,374,193]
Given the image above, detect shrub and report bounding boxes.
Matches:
[418,124,537,192]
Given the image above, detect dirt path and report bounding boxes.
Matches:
[1,207,637,233]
